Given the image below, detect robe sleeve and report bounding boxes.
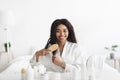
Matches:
[64,44,84,73]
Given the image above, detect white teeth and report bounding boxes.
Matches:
[60,37,64,39]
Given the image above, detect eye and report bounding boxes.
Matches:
[56,30,60,33]
[63,29,68,33]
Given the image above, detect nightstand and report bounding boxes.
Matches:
[113,57,120,69]
[0,51,14,72]
[105,57,120,71]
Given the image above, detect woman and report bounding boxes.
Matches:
[30,19,83,73]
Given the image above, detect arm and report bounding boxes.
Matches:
[52,45,83,72]
[36,44,58,62]
[52,55,66,69]
[29,49,51,67]
[30,44,58,67]
[65,53,83,72]
[64,45,83,72]
[35,49,51,62]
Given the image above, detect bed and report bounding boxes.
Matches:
[0,55,31,80]
[0,55,120,80]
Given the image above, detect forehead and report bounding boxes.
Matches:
[57,24,68,30]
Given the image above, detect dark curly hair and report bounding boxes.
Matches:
[45,18,77,55]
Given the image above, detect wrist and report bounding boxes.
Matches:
[60,61,66,69]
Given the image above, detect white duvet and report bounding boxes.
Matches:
[99,63,120,80]
[0,55,120,80]
[0,55,31,80]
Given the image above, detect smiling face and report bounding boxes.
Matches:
[56,24,69,44]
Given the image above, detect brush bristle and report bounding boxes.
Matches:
[48,44,58,52]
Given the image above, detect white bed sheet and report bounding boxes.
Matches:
[0,55,120,80]
[97,63,120,80]
[0,55,31,80]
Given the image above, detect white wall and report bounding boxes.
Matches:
[0,0,120,57]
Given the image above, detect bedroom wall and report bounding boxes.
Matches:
[0,0,120,58]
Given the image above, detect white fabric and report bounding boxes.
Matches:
[85,54,120,80]
[86,55,105,72]
[98,63,120,80]
[0,55,120,80]
[30,41,83,73]
[0,55,31,80]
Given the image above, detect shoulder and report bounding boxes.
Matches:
[66,41,81,51]
[66,41,84,56]
[67,41,79,48]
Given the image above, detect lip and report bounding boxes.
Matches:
[59,36,65,39]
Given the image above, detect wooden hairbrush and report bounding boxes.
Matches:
[47,44,58,52]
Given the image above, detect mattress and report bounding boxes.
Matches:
[0,55,120,80]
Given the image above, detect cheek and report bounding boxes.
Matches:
[66,33,69,37]
[56,33,59,37]
[56,33,60,39]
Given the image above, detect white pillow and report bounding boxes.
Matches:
[86,54,106,79]
[86,55,106,69]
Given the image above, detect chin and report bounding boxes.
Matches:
[59,39,66,43]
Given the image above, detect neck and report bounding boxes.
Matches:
[58,40,67,55]
[58,40,66,47]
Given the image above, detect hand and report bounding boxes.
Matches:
[52,55,65,69]
[35,49,51,62]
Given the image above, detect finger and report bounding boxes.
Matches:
[35,51,41,62]
[52,56,56,62]
[46,49,51,52]
[52,55,56,59]
[36,55,39,62]
[52,56,54,62]
[42,49,51,55]
[45,49,51,54]
[36,58,38,62]
[43,52,48,55]
[52,58,54,62]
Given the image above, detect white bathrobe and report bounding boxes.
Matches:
[30,41,83,73]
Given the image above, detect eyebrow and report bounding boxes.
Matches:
[56,28,68,30]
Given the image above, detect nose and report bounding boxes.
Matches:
[60,31,64,36]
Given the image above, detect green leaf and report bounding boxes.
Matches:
[112,45,118,48]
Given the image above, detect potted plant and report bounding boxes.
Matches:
[105,45,118,59]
